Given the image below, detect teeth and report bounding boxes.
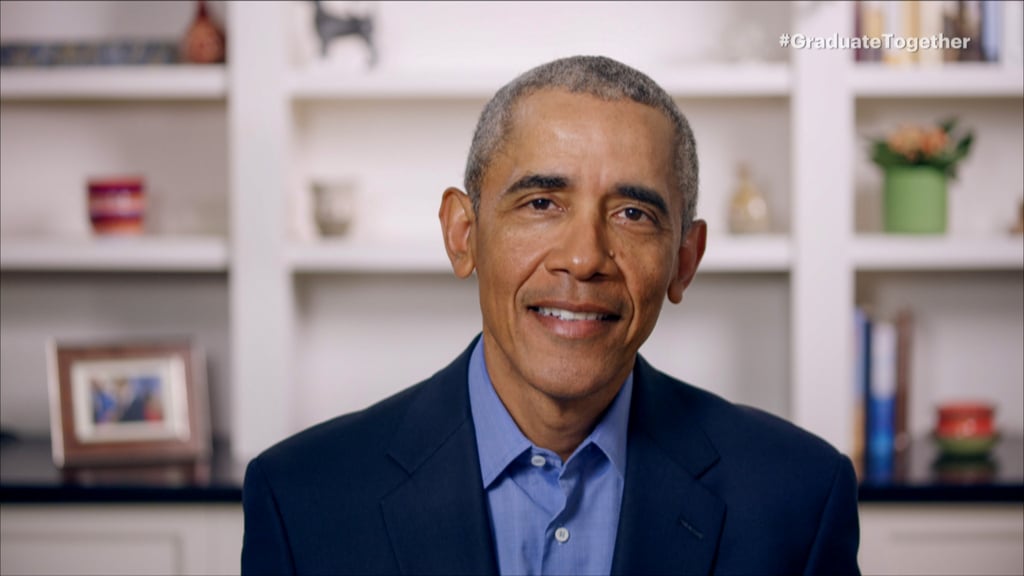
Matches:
[535,307,608,321]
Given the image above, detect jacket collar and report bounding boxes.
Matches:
[611,354,725,575]
[381,337,499,575]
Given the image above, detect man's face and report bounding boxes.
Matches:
[447,88,704,405]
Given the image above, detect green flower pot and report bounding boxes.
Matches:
[883,166,948,234]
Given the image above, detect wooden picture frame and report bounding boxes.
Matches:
[47,339,210,468]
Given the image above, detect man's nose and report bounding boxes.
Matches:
[544,210,616,281]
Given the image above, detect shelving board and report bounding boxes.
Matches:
[699,234,791,273]
[852,235,1024,271]
[287,234,791,274]
[850,64,1024,99]
[0,236,229,272]
[288,240,450,273]
[0,65,228,101]
[288,63,791,100]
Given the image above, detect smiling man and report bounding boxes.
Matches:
[242,56,860,576]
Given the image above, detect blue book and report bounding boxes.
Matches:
[867,320,897,481]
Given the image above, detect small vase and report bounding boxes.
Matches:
[728,163,771,234]
[883,166,947,234]
[181,0,225,64]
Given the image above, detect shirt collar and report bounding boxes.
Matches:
[467,338,633,489]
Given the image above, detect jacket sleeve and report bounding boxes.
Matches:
[803,454,861,576]
[242,457,296,576]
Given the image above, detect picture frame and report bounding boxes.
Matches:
[47,339,210,468]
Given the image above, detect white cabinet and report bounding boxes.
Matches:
[859,504,1024,575]
[0,504,243,576]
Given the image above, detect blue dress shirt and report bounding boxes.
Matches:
[468,340,632,576]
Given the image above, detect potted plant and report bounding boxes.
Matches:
[869,119,973,234]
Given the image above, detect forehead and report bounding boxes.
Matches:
[487,88,678,194]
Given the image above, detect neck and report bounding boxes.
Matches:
[483,342,628,462]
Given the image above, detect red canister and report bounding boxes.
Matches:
[88,177,145,235]
[935,402,996,439]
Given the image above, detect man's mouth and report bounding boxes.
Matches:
[528,306,619,322]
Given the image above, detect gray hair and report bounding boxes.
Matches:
[464,55,699,232]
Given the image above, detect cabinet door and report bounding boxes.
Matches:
[0,504,243,576]
[859,504,1024,575]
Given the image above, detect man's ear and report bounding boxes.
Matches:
[668,219,707,304]
[439,187,476,278]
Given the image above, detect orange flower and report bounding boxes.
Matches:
[887,125,923,161]
[919,127,948,158]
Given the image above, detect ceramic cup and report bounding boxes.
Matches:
[935,402,996,439]
[313,180,357,237]
[88,176,145,235]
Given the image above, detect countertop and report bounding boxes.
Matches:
[3,434,1021,504]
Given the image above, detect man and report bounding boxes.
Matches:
[242,56,860,575]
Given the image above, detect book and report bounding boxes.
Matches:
[868,319,897,477]
[943,1,962,62]
[894,309,913,455]
[1004,0,1024,66]
[853,307,871,475]
[980,1,1001,62]
[918,0,946,66]
[960,0,985,62]
[861,1,886,63]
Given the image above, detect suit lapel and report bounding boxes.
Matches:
[611,356,726,576]
[380,340,498,576]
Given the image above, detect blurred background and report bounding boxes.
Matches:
[0,1,1021,574]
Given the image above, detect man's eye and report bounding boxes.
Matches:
[529,198,553,210]
[622,207,648,221]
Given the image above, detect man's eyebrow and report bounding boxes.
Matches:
[616,184,669,217]
[503,173,569,196]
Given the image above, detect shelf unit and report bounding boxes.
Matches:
[2,1,1021,466]
[0,3,232,442]
[845,22,1024,442]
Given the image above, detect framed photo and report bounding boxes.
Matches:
[47,339,210,468]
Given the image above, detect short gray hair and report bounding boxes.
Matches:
[464,55,699,232]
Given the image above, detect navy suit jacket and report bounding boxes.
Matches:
[242,339,860,575]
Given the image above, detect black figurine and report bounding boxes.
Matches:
[312,0,377,67]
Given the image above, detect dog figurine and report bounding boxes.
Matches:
[312,0,377,67]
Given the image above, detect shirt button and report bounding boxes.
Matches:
[554,527,570,543]
[530,454,546,467]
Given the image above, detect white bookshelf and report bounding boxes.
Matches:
[1,0,1020,467]
[851,64,1024,98]
[699,235,791,272]
[852,235,1024,271]
[0,236,229,272]
[0,66,228,101]
[288,63,790,100]
[288,240,449,273]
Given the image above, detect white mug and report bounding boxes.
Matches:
[312,180,357,237]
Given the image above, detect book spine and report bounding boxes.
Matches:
[853,307,870,474]
[868,320,897,469]
[943,1,962,62]
[980,0,1001,62]
[960,0,984,61]
[894,309,913,454]
[862,1,886,62]
[918,0,946,66]
[884,1,910,65]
